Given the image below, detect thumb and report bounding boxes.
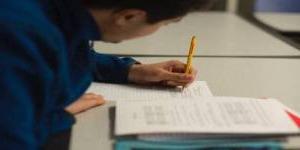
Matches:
[160,70,192,82]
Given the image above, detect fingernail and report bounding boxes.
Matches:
[185,75,193,80]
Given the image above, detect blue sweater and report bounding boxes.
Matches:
[0,0,136,149]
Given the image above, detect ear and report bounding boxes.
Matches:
[113,9,147,26]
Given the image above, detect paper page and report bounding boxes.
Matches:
[86,81,212,101]
[115,97,299,136]
[139,99,300,142]
[138,133,286,142]
[279,102,300,117]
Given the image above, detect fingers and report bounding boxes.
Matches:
[164,60,197,77]
[83,93,101,99]
[65,93,105,115]
[164,80,190,87]
[160,67,197,82]
[159,62,198,87]
[166,60,197,75]
[128,60,198,86]
[81,93,105,105]
[159,73,195,87]
[165,60,186,73]
[160,71,192,82]
[189,68,197,83]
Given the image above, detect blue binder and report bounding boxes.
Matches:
[115,139,282,150]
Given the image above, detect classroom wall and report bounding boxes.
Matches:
[255,0,300,12]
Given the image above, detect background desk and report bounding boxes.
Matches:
[70,57,300,150]
[255,12,300,33]
[94,12,300,56]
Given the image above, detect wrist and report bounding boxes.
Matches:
[128,64,142,83]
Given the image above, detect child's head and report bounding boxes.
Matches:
[84,0,214,43]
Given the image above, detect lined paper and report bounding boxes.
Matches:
[86,81,212,101]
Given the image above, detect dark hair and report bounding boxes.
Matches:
[83,0,214,23]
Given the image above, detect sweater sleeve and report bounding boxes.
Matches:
[91,50,138,83]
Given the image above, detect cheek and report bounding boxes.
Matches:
[140,26,161,36]
[141,25,161,36]
[129,25,161,39]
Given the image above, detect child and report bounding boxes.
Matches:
[0,0,212,149]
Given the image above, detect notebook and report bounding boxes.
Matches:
[115,97,300,136]
[86,81,213,101]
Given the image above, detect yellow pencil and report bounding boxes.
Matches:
[185,36,196,74]
[182,36,196,90]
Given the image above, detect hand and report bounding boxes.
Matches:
[65,93,105,115]
[128,60,197,87]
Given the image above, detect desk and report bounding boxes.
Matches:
[94,12,300,56]
[255,12,300,33]
[70,57,300,150]
[133,57,300,110]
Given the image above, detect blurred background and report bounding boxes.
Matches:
[209,0,300,46]
[94,0,300,56]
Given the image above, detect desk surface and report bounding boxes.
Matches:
[134,57,300,110]
[255,12,300,32]
[94,12,300,56]
[71,57,300,150]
